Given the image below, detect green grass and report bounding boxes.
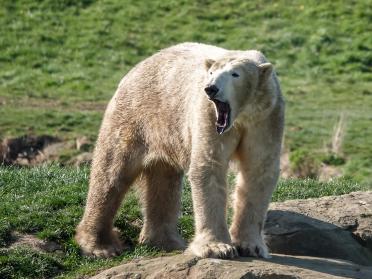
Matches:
[0,166,162,278]
[0,165,367,278]
[0,0,371,183]
[0,106,102,140]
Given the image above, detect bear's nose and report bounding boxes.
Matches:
[204,84,219,98]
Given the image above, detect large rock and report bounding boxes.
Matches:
[266,191,372,265]
[91,254,372,279]
[93,192,372,278]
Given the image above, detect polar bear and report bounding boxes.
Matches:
[75,42,284,259]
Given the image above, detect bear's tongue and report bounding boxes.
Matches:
[213,100,230,134]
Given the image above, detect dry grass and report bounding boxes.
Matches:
[330,112,347,156]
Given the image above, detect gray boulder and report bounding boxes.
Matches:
[91,254,372,279]
[92,191,372,278]
[266,191,372,265]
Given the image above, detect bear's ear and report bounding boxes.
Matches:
[258,63,273,81]
[205,59,215,70]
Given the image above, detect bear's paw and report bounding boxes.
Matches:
[187,241,238,259]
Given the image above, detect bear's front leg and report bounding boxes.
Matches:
[229,167,278,259]
[187,163,238,259]
[229,110,283,258]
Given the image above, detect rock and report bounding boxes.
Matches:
[0,135,60,165]
[0,135,79,165]
[92,192,372,278]
[266,191,372,266]
[91,254,372,279]
[0,135,59,165]
[35,141,71,164]
[69,152,93,166]
[76,136,91,151]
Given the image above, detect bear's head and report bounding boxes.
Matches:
[204,56,276,134]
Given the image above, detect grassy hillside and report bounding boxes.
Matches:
[0,0,371,183]
[0,166,366,278]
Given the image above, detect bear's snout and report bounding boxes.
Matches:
[204,84,219,98]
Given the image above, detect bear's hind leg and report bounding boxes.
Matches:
[137,163,186,251]
[75,138,143,258]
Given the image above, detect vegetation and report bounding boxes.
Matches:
[0,0,371,277]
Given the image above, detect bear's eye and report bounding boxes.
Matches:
[209,71,213,75]
[232,72,239,78]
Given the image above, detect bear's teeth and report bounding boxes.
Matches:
[217,126,225,134]
[223,112,228,126]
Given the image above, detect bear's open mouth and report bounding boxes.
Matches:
[212,99,231,134]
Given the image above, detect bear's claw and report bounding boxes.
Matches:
[234,241,270,258]
[187,241,238,259]
[89,244,123,258]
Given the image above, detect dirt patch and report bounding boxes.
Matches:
[280,150,343,181]
[280,151,291,179]
[8,232,62,253]
[318,164,343,181]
